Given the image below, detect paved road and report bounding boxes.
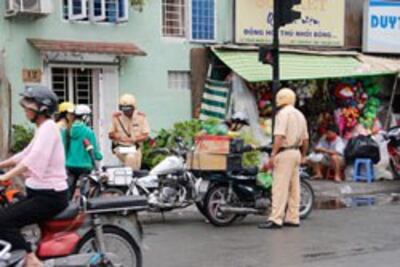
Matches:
[142,203,400,267]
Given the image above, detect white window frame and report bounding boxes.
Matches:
[64,0,128,23]
[189,0,217,43]
[168,71,191,90]
[116,0,129,23]
[68,0,88,21]
[89,0,106,21]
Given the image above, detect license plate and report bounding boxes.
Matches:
[198,180,210,194]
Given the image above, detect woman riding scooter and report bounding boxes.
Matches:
[0,85,69,267]
[62,104,102,199]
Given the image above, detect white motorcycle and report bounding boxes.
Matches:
[101,138,206,214]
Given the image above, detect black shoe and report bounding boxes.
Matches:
[283,222,300,227]
[258,221,282,229]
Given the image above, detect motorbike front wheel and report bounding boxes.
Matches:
[299,179,314,219]
[75,226,142,267]
[205,184,239,227]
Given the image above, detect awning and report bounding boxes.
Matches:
[28,38,146,56]
[212,48,398,82]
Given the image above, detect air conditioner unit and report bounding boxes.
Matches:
[5,0,52,17]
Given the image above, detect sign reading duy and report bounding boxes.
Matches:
[235,0,345,46]
[363,0,400,54]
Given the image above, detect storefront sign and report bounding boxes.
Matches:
[234,0,345,47]
[363,0,400,54]
[22,69,42,83]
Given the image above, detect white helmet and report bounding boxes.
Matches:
[74,104,92,116]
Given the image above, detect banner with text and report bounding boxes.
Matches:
[235,0,345,47]
[363,0,400,54]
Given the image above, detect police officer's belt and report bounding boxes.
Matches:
[278,145,300,154]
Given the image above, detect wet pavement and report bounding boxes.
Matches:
[142,200,400,267]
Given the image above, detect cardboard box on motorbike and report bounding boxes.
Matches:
[187,135,231,171]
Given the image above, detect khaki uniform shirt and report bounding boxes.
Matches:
[110,111,150,146]
[274,105,309,147]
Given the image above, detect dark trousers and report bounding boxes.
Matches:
[0,188,68,252]
[67,167,90,199]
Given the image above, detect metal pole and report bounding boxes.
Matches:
[384,74,399,130]
[272,0,280,139]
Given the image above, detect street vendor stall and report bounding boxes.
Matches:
[201,46,400,180]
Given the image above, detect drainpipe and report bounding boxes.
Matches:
[0,50,11,158]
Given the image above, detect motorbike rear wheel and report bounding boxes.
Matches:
[390,158,400,179]
[205,184,239,227]
[299,180,314,219]
[75,226,142,267]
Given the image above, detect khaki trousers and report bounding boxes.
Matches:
[269,150,301,225]
[115,149,142,170]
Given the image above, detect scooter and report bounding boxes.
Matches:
[195,145,314,227]
[0,180,148,267]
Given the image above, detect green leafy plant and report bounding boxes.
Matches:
[10,124,34,153]
[240,132,261,168]
[130,0,146,11]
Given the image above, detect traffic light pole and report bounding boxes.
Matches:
[271,0,280,140]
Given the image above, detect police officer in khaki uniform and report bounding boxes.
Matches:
[109,94,150,170]
[259,88,309,229]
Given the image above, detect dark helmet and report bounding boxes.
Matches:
[20,85,58,117]
[231,111,250,126]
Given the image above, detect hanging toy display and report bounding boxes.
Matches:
[359,97,380,129]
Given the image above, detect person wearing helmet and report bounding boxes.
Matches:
[0,85,68,266]
[56,101,75,130]
[62,104,102,199]
[259,88,309,230]
[109,94,150,170]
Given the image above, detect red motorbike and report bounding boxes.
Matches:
[385,126,400,179]
[0,179,148,267]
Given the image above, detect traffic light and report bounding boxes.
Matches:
[277,0,302,27]
[258,45,274,65]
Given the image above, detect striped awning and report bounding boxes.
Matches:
[199,79,231,120]
[212,48,397,82]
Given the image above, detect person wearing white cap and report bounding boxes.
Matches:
[258,88,309,229]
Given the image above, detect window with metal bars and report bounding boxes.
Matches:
[162,0,186,37]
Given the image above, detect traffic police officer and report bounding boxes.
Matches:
[109,94,150,170]
[259,88,309,229]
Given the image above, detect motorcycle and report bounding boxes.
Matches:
[0,178,148,267]
[195,145,315,227]
[96,137,206,214]
[384,126,400,179]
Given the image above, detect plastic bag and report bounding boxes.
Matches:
[257,172,273,189]
[344,135,380,164]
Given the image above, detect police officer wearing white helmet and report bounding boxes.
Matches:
[258,88,309,229]
[109,94,150,170]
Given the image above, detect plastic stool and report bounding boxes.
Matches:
[353,158,374,183]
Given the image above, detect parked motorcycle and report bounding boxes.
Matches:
[0,178,148,267]
[196,146,315,227]
[384,126,400,179]
[95,137,206,214]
